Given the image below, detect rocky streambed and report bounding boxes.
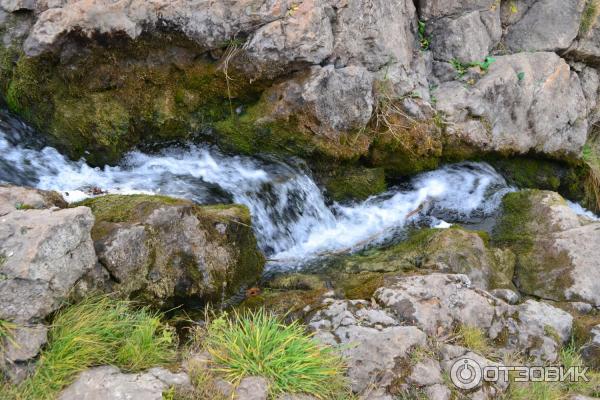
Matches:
[1,0,600,399]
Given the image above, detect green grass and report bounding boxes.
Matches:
[457,325,490,356]
[450,57,496,78]
[7,296,176,400]
[204,309,348,399]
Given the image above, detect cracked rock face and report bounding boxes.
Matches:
[0,185,96,381]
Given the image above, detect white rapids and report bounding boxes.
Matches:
[0,111,518,266]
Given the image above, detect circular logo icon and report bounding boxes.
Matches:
[450,357,482,390]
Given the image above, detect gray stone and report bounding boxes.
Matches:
[59,366,191,400]
[490,289,520,305]
[582,324,600,368]
[264,65,374,138]
[425,384,452,400]
[436,52,588,158]
[0,205,96,322]
[407,358,444,387]
[308,299,427,394]
[427,8,500,63]
[503,0,586,52]
[235,376,269,400]
[375,273,572,362]
[498,190,600,307]
[88,196,264,306]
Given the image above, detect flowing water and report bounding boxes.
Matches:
[0,110,525,267]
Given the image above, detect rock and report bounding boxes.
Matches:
[375,273,572,362]
[308,299,427,394]
[0,203,96,322]
[0,184,67,214]
[23,0,290,56]
[424,2,501,63]
[568,13,600,64]
[581,324,600,368]
[58,366,191,400]
[264,65,374,139]
[1,324,47,363]
[503,0,586,52]
[79,194,264,306]
[436,52,588,158]
[489,289,520,305]
[425,384,452,400]
[235,376,269,400]
[407,358,444,387]
[330,0,417,71]
[0,187,95,381]
[244,0,333,76]
[495,190,600,306]
[337,227,515,290]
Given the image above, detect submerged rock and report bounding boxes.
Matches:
[78,194,265,306]
[495,190,600,306]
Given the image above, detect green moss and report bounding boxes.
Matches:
[238,289,326,317]
[322,166,387,202]
[340,272,385,300]
[76,194,186,225]
[491,158,564,190]
[268,273,326,291]
[493,191,535,251]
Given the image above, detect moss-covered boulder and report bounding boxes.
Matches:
[76,194,265,307]
[494,190,600,306]
[320,166,387,202]
[336,227,516,290]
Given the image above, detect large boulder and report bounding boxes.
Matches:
[78,194,265,306]
[436,52,588,158]
[502,0,586,52]
[0,185,96,381]
[494,190,600,306]
[420,0,501,63]
[308,298,429,395]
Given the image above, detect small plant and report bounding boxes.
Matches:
[517,71,525,81]
[12,296,176,400]
[205,309,348,399]
[451,56,496,78]
[418,20,430,50]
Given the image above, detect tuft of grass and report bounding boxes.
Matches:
[450,57,496,78]
[0,319,17,351]
[457,325,490,356]
[205,309,348,399]
[11,296,176,400]
[581,0,600,36]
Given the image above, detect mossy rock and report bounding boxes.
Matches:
[76,194,264,307]
[493,190,578,301]
[334,226,515,290]
[0,33,270,165]
[238,289,327,318]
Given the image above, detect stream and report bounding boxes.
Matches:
[0,109,535,268]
